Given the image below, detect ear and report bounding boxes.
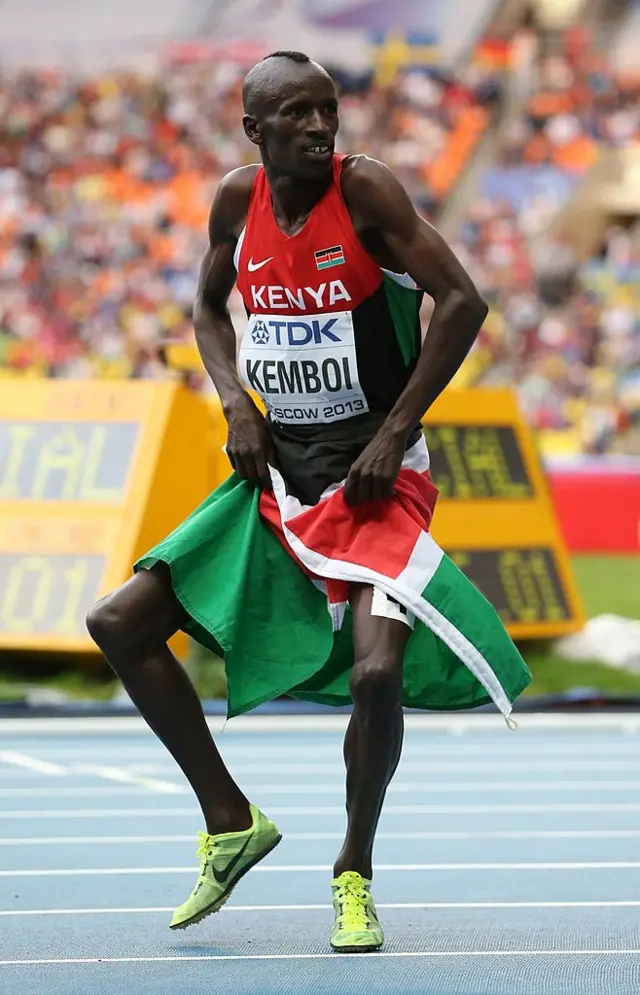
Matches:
[243,114,263,146]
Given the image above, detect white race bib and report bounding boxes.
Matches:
[238,310,369,425]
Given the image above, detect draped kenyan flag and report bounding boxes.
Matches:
[136,438,530,720]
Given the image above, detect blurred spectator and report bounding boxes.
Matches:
[498,47,640,173]
[0,59,498,387]
[1,35,638,458]
[454,201,640,456]
[450,25,640,458]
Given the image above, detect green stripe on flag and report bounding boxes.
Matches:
[136,476,531,718]
[421,554,532,704]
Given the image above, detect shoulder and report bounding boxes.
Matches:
[217,163,260,200]
[340,154,398,208]
[209,164,260,241]
[339,154,412,228]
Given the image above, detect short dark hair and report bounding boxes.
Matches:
[263,50,310,63]
[243,51,328,116]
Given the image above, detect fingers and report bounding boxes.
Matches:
[225,405,274,489]
[371,474,395,502]
[261,435,276,491]
[357,473,374,505]
[342,469,359,506]
[227,446,273,490]
[344,469,395,505]
[344,468,372,505]
[230,450,250,482]
[255,451,273,491]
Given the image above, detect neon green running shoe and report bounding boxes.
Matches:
[330,870,384,952]
[170,804,281,930]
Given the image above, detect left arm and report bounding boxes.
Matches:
[341,156,488,504]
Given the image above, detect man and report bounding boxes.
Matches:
[87,51,529,953]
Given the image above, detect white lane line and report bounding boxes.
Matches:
[0,767,66,784]
[0,752,66,777]
[14,742,640,760]
[0,835,198,846]
[0,788,184,799]
[3,900,640,917]
[13,747,640,771]
[4,828,640,846]
[2,710,640,733]
[2,861,640,878]
[78,766,185,795]
[128,760,640,775]
[263,779,640,793]
[0,808,195,820]
[5,802,640,820]
[309,780,640,793]
[7,779,640,798]
[2,950,639,965]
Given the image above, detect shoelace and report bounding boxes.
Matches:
[334,872,370,928]
[196,831,216,862]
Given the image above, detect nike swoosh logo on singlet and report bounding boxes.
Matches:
[210,834,254,884]
[247,256,273,271]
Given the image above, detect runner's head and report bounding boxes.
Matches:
[242,51,338,178]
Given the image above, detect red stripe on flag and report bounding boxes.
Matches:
[260,469,438,582]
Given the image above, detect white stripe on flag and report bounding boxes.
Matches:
[397,530,443,592]
[270,466,513,720]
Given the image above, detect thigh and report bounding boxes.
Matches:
[349,584,412,668]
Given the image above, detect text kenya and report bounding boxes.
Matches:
[250,281,352,311]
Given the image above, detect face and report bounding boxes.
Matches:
[244,69,339,179]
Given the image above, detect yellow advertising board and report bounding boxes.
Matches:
[0,379,583,654]
[0,381,211,654]
[423,389,584,640]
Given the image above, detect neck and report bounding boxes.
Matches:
[263,164,333,230]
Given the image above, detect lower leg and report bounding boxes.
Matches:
[334,585,409,879]
[334,694,404,879]
[116,642,250,834]
[86,567,250,834]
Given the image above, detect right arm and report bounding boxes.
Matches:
[193,167,273,488]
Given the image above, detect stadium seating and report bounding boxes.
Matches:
[0,59,494,387]
[453,28,640,458]
[0,24,638,457]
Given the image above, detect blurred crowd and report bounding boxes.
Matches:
[502,25,640,172]
[452,27,640,456]
[0,60,497,382]
[0,28,639,457]
[454,206,639,455]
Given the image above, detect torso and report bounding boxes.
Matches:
[234,155,423,433]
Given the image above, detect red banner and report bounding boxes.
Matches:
[548,466,640,553]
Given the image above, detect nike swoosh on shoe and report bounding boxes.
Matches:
[211,833,254,884]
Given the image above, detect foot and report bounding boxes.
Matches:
[170,804,281,929]
[330,870,384,952]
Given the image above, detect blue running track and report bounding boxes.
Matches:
[0,713,639,995]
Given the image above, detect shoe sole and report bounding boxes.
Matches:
[330,941,383,954]
[169,833,283,930]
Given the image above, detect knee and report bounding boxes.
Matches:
[350,653,400,708]
[85,591,134,656]
[86,565,180,661]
